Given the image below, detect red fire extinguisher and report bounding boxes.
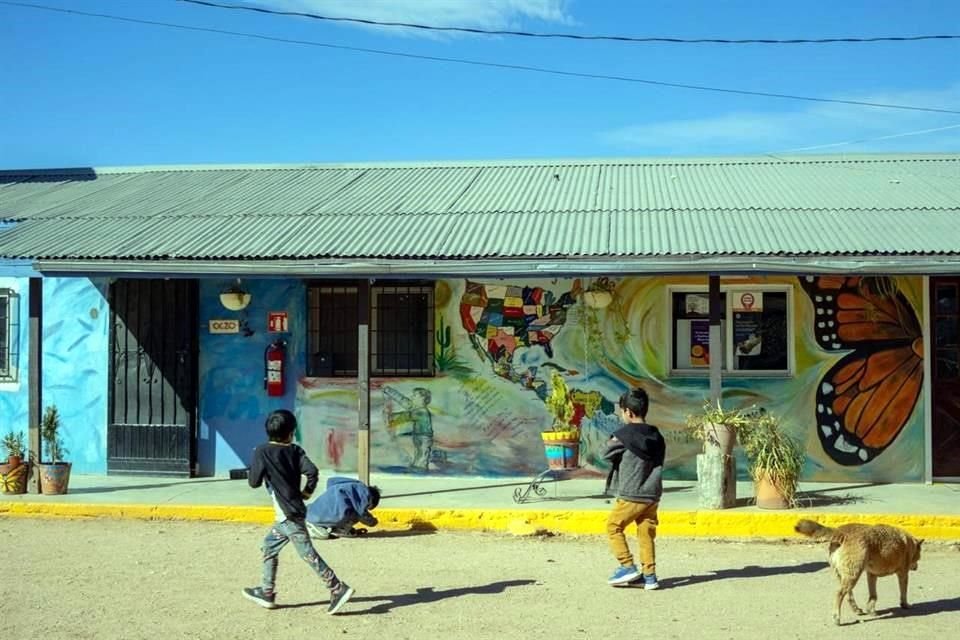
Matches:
[264,339,287,397]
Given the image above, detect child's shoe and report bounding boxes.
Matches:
[307,522,333,539]
[242,586,277,609]
[643,574,660,590]
[327,582,355,615]
[608,564,640,585]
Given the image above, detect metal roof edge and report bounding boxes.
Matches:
[32,256,960,278]
[4,152,960,176]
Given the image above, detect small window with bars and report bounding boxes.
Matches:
[0,288,19,382]
[371,284,434,376]
[306,281,435,377]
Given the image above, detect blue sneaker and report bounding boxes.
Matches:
[643,574,660,590]
[608,565,640,585]
[242,586,277,609]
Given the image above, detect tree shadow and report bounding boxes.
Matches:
[658,561,828,589]
[794,492,864,508]
[278,579,536,613]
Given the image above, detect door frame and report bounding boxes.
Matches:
[927,275,960,482]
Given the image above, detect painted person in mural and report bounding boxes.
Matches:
[603,387,665,591]
[385,387,435,471]
[306,477,381,539]
[243,410,355,615]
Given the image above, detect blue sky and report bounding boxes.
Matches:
[2,0,960,169]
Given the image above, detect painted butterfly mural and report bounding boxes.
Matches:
[799,276,924,466]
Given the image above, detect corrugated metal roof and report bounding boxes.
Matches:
[1,154,959,261]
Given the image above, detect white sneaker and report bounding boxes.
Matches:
[307,522,332,539]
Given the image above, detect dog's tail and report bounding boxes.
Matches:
[794,519,835,540]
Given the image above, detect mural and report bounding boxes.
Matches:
[0,277,109,474]
[296,275,927,483]
[0,272,926,482]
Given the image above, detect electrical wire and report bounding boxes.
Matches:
[178,0,960,46]
[4,1,960,115]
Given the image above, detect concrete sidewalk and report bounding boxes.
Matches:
[3,472,959,540]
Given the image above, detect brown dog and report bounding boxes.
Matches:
[795,519,923,625]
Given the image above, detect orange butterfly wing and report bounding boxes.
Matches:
[801,276,923,465]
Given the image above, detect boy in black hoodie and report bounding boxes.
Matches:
[243,409,354,614]
[603,387,665,589]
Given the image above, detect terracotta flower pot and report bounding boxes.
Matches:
[540,432,580,470]
[754,470,793,509]
[39,462,72,495]
[0,458,28,494]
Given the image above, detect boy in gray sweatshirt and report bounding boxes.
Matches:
[603,386,665,589]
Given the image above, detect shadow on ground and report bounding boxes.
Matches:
[658,561,828,589]
[280,579,537,613]
[66,479,235,494]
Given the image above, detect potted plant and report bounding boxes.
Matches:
[38,405,71,495]
[738,411,805,509]
[578,277,631,363]
[0,430,28,494]
[540,370,580,470]
[685,400,757,509]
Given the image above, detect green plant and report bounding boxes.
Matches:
[684,400,755,450]
[40,405,68,463]
[2,430,25,459]
[738,411,806,506]
[544,370,576,433]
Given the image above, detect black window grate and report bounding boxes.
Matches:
[307,285,360,376]
[371,284,434,376]
[307,281,435,377]
[0,289,19,382]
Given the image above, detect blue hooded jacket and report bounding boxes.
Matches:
[307,477,377,526]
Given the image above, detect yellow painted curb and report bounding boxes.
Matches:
[2,502,958,540]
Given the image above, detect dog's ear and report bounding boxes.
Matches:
[917,538,924,548]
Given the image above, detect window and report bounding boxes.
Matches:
[670,286,792,375]
[0,288,19,382]
[307,281,434,377]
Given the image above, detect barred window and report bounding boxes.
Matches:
[307,282,434,377]
[0,288,19,382]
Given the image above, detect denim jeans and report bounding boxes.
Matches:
[260,518,340,595]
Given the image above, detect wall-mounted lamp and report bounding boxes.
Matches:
[220,280,252,311]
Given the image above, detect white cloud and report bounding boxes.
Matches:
[600,84,960,155]
[252,0,572,35]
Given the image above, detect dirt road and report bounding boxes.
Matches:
[4,517,959,639]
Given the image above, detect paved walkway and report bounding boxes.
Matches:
[3,472,959,540]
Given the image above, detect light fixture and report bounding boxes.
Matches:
[219,280,251,311]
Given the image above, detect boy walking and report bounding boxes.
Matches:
[603,387,666,590]
[243,409,354,614]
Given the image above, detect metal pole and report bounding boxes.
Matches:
[27,277,42,493]
[708,274,722,405]
[357,280,371,486]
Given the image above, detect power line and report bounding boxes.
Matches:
[5,1,960,116]
[769,123,960,153]
[178,0,960,46]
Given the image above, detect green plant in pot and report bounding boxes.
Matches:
[685,400,756,456]
[1,430,28,494]
[738,410,805,509]
[38,405,72,495]
[685,400,758,509]
[578,277,631,363]
[540,370,580,469]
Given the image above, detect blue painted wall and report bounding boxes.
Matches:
[197,279,306,475]
[0,275,109,473]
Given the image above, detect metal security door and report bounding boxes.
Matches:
[931,277,960,480]
[108,279,198,476]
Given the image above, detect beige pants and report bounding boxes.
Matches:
[606,498,658,575]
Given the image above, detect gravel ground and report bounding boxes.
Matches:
[4,517,959,639]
